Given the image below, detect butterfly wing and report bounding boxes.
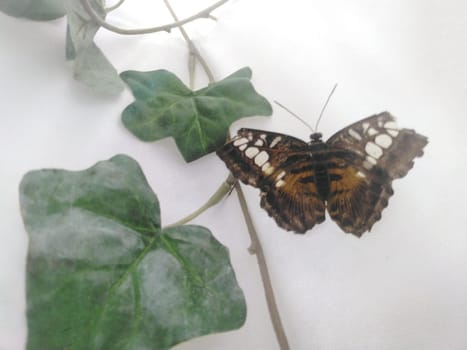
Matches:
[324,152,394,236]
[327,112,428,179]
[217,128,325,233]
[325,112,428,236]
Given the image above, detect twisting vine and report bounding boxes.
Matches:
[81,1,291,349]
[80,0,229,35]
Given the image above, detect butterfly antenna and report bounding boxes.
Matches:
[274,100,315,132]
[314,83,338,132]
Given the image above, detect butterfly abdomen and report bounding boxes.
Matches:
[303,143,345,201]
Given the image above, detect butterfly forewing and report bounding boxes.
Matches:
[216,128,308,187]
[327,112,428,179]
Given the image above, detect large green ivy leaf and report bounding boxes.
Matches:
[65,0,124,94]
[120,67,273,162]
[20,155,246,350]
[0,0,66,20]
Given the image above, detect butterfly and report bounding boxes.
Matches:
[216,112,428,237]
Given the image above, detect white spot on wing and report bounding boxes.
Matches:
[262,163,275,175]
[367,128,378,136]
[384,121,398,129]
[254,139,264,146]
[366,155,377,165]
[248,178,257,185]
[276,170,286,181]
[245,147,259,158]
[275,179,286,188]
[362,122,370,131]
[260,134,267,140]
[363,160,374,170]
[384,121,399,137]
[365,142,383,159]
[233,137,248,146]
[375,134,392,148]
[247,132,253,141]
[254,151,269,166]
[348,128,362,141]
[239,144,247,151]
[269,136,282,148]
[356,171,366,178]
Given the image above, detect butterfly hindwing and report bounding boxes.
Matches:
[324,152,394,235]
[259,165,326,233]
[217,129,326,232]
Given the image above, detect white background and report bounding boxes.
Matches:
[1,0,467,349]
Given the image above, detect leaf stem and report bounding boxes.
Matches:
[80,0,228,37]
[163,174,291,349]
[161,1,290,347]
[188,51,197,89]
[162,0,215,83]
[165,174,235,228]
[234,183,291,350]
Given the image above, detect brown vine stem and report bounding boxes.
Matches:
[165,174,235,228]
[82,0,290,347]
[162,3,290,348]
[234,183,291,350]
[162,0,215,83]
[80,0,228,36]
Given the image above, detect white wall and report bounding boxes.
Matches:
[1,1,466,349]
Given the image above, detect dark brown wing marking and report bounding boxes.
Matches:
[326,113,428,235]
[217,129,325,233]
[326,160,393,236]
[260,169,326,233]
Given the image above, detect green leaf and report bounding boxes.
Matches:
[0,0,66,20]
[73,41,125,94]
[65,0,124,94]
[120,67,273,162]
[65,24,77,60]
[20,155,246,350]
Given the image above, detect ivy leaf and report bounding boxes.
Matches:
[65,0,124,94]
[120,67,273,162]
[0,0,66,20]
[65,25,77,60]
[19,155,246,350]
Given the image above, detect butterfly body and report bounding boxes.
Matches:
[288,140,336,200]
[217,112,428,237]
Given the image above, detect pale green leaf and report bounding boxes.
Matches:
[0,0,66,20]
[121,67,273,162]
[65,0,124,94]
[20,154,246,350]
